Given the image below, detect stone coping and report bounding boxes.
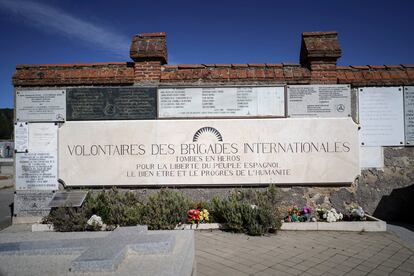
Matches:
[33,215,386,233]
[280,215,386,232]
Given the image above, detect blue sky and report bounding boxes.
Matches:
[0,0,413,108]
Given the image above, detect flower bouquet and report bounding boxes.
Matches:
[284,206,315,222]
[187,208,209,224]
[316,207,343,223]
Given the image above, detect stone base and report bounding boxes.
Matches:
[0,227,195,276]
[31,223,54,232]
[280,215,386,232]
[13,216,44,224]
[175,223,224,230]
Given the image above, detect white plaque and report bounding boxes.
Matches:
[16,89,66,122]
[359,87,404,146]
[359,147,384,169]
[59,118,359,186]
[158,87,285,118]
[28,123,58,152]
[14,122,29,153]
[404,86,414,145]
[287,85,351,117]
[15,152,58,190]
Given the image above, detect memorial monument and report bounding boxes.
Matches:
[11,31,414,222]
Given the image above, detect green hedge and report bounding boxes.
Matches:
[44,187,281,236]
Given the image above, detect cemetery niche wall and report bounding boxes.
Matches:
[12,31,414,223]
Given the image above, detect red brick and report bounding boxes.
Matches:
[265,63,283,68]
[248,64,266,67]
[231,64,248,68]
[255,69,266,78]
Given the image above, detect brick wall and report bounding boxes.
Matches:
[11,31,414,221]
[13,30,414,87]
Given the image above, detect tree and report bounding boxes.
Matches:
[0,109,13,140]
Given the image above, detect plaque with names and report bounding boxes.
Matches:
[359,87,405,146]
[158,87,285,118]
[287,85,351,117]
[66,87,157,120]
[28,123,58,153]
[15,152,58,190]
[404,86,414,145]
[14,122,29,153]
[16,90,66,122]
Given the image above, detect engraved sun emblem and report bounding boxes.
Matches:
[192,127,223,143]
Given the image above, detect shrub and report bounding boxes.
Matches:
[86,189,144,226]
[210,186,281,235]
[142,189,192,230]
[44,187,281,235]
[44,206,89,232]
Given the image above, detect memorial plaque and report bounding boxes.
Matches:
[14,122,28,153]
[15,152,58,190]
[404,86,414,145]
[59,118,359,186]
[359,87,404,146]
[66,87,157,120]
[287,85,351,117]
[16,89,66,122]
[14,191,54,217]
[28,123,58,152]
[48,191,88,208]
[158,87,285,118]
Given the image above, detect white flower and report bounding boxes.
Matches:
[352,206,365,218]
[87,214,103,227]
[250,204,258,210]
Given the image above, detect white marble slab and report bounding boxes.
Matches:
[158,87,285,118]
[15,152,58,190]
[14,122,29,153]
[359,146,384,169]
[59,118,360,186]
[16,89,66,122]
[359,87,404,146]
[28,123,58,153]
[287,85,351,117]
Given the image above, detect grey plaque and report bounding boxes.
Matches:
[287,85,351,117]
[48,191,88,207]
[14,122,28,153]
[14,191,54,217]
[15,152,58,190]
[404,87,414,145]
[158,87,285,118]
[66,87,157,120]
[16,90,66,122]
[359,87,405,146]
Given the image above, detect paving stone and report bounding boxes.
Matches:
[0,227,195,275]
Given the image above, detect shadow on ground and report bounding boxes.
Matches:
[374,183,414,223]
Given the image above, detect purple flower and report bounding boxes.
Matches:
[302,207,311,214]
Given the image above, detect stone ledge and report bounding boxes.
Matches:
[175,223,225,230]
[280,215,386,232]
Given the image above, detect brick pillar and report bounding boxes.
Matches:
[300,31,341,84]
[130,32,167,84]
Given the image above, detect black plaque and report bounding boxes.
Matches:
[66,87,157,120]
